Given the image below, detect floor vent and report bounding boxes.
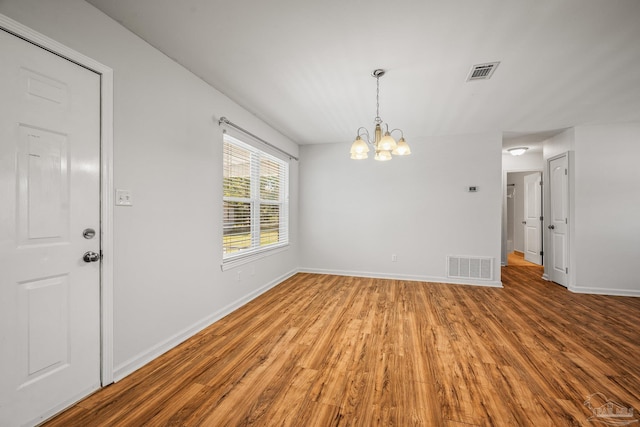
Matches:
[466,62,500,81]
[447,256,493,281]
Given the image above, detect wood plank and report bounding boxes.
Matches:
[43,266,640,426]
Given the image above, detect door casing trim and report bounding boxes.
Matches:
[0,13,115,385]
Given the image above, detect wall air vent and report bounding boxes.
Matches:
[447,256,493,280]
[466,62,500,81]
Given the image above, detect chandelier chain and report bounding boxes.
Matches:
[375,75,381,124]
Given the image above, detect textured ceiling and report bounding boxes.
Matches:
[86,0,640,146]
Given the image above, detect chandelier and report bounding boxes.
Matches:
[350,69,411,161]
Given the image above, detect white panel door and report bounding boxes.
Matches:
[548,155,569,286]
[523,172,542,265]
[0,29,101,426]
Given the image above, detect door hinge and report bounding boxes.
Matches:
[565,267,568,274]
[565,218,568,224]
[540,251,544,256]
[539,181,543,186]
[565,169,568,175]
[539,216,544,221]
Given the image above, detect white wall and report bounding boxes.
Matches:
[543,127,575,159]
[299,132,503,286]
[0,0,299,379]
[572,122,640,294]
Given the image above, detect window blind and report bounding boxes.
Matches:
[223,133,289,262]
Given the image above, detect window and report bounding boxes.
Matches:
[223,133,289,262]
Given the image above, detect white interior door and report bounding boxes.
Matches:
[523,172,542,265]
[548,155,569,286]
[0,29,101,426]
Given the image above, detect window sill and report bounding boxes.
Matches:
[221,244,289,271]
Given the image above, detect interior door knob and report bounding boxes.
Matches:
[83,251,100,263]
[548,225,555,230]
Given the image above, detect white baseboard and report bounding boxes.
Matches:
[569,285,640,297]
[299,267,503,288]
[113,268,298,382]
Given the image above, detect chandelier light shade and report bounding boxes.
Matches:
[350,69,410,161]
[507,147,529,156]
[350,136,370,159]
[393,137,411,155]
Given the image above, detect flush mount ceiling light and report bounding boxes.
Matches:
[350,69,410,161]
[507,147,529,156]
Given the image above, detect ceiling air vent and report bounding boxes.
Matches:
[466,62,500,81]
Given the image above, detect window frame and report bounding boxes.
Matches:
[222,133,289,269]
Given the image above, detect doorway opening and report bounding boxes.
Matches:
[504,170,543,267]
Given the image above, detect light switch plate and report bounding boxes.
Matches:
[115,189,133,206]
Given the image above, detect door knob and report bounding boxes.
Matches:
[548,225,555,230]
[521,221,526,225]
[83,251,100,263]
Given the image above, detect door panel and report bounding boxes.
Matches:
[19,276,69,384]
[0,29,101,426]
[523,172,542,265]
[549,155,569,286]
[18,125,70,243]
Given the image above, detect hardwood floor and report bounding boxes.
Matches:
[44,266,640,426]
[506,251,539,267]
